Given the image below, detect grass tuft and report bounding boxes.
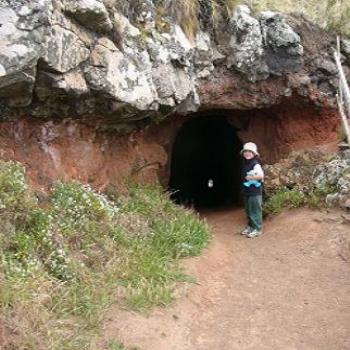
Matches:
[264,188,306,215]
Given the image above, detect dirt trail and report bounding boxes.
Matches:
[102,208,350,350]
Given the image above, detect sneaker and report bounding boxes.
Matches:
[246,229,263,238]
[240,226,251,235]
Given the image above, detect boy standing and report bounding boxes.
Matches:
[240,142,264,238]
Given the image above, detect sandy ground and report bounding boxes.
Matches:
[101,208,350,350]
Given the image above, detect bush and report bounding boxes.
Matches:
[263,183,338,215]
[263,188,306,215]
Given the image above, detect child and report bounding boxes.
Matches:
[240,142,264,238]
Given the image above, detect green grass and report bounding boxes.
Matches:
[263,184,338,215]
[264,188,306,215]
[0,161,211,350]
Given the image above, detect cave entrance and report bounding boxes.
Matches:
[169,116,243,208]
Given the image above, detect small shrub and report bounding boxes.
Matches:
[263,188,305,215]
[51,181,118,234]
[264,183,338,215]
[0,160,36,211]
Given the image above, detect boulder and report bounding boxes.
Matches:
[227,5,269,82]
[313,159,349,187]
[85,38,158,111]
[260,11,303,74]
[0,5,42,106]
[326,193,340,207]
[64,0,112,33]
[226,6,303,81]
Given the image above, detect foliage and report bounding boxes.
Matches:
[263,184,338,215]
[0,161,211,350]
[263,188,306,215]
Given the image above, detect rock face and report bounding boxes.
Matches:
[0,2,344,118]
[0,1,347,204]
[227,7,303,82]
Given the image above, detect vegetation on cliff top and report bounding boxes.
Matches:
[112,0,350,38]
[0,160,211,350]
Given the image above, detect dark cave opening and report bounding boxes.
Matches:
[169,116,243,208]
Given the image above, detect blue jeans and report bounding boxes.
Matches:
[244,195,263,231]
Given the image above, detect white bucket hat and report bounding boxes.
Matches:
[241,142,259,156]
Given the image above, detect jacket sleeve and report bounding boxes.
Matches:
[252,164,264,179]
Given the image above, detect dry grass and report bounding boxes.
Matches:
[250,0,350,35]
[166,0,241,38]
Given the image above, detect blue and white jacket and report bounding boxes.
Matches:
[242,158,264,196]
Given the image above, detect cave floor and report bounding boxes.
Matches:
[101,207,350,350]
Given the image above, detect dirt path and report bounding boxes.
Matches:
[102,208,350,350]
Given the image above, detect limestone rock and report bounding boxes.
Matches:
[340,149,350,163]
[36,68,89,101]
[131,0,156,30]
[227,5,269,82]
[313,159,349,187]
[326,193,340,207]
[151,64,177,106]
[338,173,350,195]
[0,5,42,106]
[193,31,215,78]
[0,43,38,106]
[64,0,112,33]
[42,24,90,73]
[0,0,347,120]
[226,6,303,82]
[85,38,158,111]
[260,11,303,74]
[14,0,53,31]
